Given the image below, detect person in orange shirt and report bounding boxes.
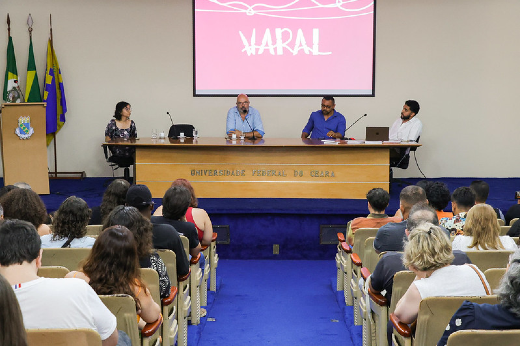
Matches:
[424,181,452,220]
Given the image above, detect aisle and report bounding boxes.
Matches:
[197,260,355,345]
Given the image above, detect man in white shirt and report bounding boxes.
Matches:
[389,100,422,142]
[0,219,120,346]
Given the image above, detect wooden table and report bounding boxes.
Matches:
[104,137,420,199]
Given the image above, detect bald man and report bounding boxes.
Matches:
[226,94,265,138]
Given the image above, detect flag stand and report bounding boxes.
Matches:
[48,132,86,179]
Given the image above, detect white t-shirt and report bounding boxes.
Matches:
[40,234,96,248]
[389,117,422,142]
[452,235,518,252]
[14,277,116,340]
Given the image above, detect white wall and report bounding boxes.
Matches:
[1,0,519,178]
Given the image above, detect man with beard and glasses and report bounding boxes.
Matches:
[389,100,422,142]
[226,94,265,139]
[301,96,346,139]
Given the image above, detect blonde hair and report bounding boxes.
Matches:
[403,223,454,271]
[464,204,504,250]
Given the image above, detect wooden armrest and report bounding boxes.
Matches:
[368,288,388,306]
[340,242,351,253]
[389,313,412,337]
[350,253,362,267]
[178,268,191,282]
[161,286,178,306]
[142,314,163,337]
[212,233,217,242]
[190,253,201,265]
[337,232,345,243]
[201,245,209,251]
[361,267,371,280]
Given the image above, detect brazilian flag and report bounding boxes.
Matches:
[3,36,22,103]
[25,36,41,102]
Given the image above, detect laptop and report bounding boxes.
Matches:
[365,127,389,141]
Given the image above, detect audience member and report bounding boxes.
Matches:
[437,249,520,345]
[370,204,469,305]
[393,223,490,325]
[103,206,171,299]
[373,185,427,253]
[0,220,119,346]
[126,184,190,278]
[470,180,505,221]
[0,273,28,346]
[346,188,399,245]
[0,184,18,198]
[13,181,31,189]
[425,181,452,219]
[0,188,51,236]
[41,196,95,248]
[90,178,130,225]
[151,185,201,258]
[505,194,520,226]
[440,186,475,235]
[452,204,517,251]
[67,225,161,329]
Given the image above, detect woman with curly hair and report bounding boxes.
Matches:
[452,203,517,252]
[103,206,171,299]
[0,273,28,346]
[41,196,95,248]
[66,225,160,327]
[90,179,130,225]
[0,188,50,236]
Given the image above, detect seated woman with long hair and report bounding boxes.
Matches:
[452,203,517,252]
[90,179,130,225]
[0,273,28,346]
[0,188,50,236]
[103,206,171,299]
[66,225,161,326]
[41,196,95,248]
[437,249,520,345]
[154,178,213,246]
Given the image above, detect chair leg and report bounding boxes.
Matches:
[124,167,130,182]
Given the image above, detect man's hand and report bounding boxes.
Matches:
[227,130,242,137]
[327,131,339,138]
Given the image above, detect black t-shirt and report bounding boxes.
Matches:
[151,216,200,253]
[151,223,190,277]
[89,206,102,225]
[505,204,520,226]
[139,252,171,299]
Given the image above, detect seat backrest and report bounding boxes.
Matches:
[500,225,510,235]
[41,248,91,271]
[27,328,102,346]
[99,294,140,346]
[414,295,500,345]
[141,268,161,306]
[388,270,415,313]
[464,250,514,272]
[497,219,505,226]
[37,265,70,278]
[362,237,379,273]
[168,124,194,138]
[352,228,379,256]
[483,268,506,293]
[446,329,520,346]
[156,249,178,287]
[180,235,190,261]
[86,225,103,236]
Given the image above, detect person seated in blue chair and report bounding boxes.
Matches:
[105,101,137,168]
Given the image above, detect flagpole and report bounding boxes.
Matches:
[7,14,10,37]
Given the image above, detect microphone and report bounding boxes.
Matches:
[345,113,367,140]
[244,116,257,140]
[167,111,177,139]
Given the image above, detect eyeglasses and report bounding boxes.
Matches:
[237,101,250,106]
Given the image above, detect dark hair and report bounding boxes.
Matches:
[451,186,476,210]
[162,186,191,220]
[415,180,432,191]
[114,101,130,121]
[322,95,335,104]
[0,185,18,199]
[407,203,439,231]
[366,188,390,213]
[399,185,427,209]
[52,196,92,243]
[469,180,489,203]
[425,182,451,212]
[405,100,420,115]
[0,273,28,346]
[103,206,153,259]
[82,225,145,310]
[100,179,130,223]
[171,179,198,208]
[0,189,47,228]
[0,220,41,266]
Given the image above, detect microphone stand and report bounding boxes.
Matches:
[244,114,257,140]
[345,113,367,139]
[167,111,177,139]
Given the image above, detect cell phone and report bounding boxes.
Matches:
[515,191,520,199]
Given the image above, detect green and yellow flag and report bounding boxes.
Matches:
[25,36,41,102]
[3,35,23,103]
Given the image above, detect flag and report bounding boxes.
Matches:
[25,36,41,102]
[3,36,23,103]
[44,38,67,146]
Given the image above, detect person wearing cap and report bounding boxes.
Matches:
[126,184,190,278]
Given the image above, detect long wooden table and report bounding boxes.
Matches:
[104,137,420,199]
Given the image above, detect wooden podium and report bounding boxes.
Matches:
[0,103,50,194]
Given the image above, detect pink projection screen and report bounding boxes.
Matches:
[193,0,376,96]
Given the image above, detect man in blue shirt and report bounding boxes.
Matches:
[226,94,265,138]
[301,96,346,139]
